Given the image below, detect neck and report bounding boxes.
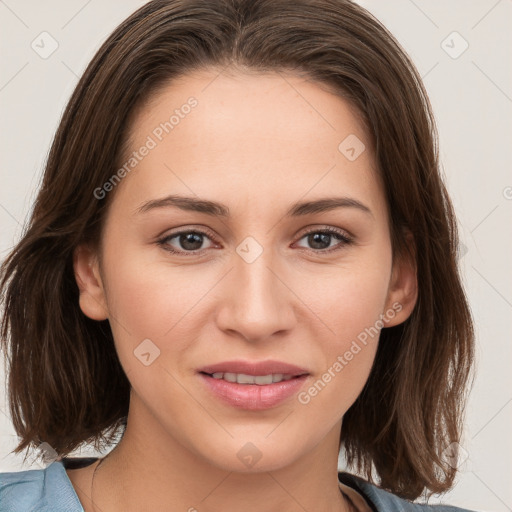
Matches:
[87,397,351,512]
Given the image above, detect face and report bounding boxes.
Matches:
[75,68,417,473]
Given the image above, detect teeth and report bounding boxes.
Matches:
[208,372,295,385]
[253,375,273,385]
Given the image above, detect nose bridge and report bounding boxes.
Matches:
[216,237,295,341]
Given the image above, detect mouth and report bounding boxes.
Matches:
[197,359,309,378]
[197,360,310,410]
[199,371,299,385]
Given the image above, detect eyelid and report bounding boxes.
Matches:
[297,225,353,241]
[157,224,219,241]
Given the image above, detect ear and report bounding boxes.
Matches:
[73,244,108,321]
[382,230,418,327]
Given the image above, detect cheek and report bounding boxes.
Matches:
[309,257,391,343]
[102,242,200,329]
[297,260,391,407]
[297,284,384,420]
[100,243,223,376]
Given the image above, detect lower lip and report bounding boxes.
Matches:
[199,373,309,410]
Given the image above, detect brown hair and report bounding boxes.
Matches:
[0,0,474,500]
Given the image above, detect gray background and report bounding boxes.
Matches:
[0,1,511,510]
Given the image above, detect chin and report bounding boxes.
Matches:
[198,435,310,474]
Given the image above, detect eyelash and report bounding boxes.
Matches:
[157,226,354,256]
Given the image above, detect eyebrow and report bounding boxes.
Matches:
[135,194,373,218]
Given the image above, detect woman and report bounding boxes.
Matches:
[0,0,476,510]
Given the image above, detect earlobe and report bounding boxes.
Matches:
[383,236,418,328]
[73,244,108,321]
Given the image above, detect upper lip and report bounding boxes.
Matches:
[198,359,309,376]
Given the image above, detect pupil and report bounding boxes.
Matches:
[309,233,330,249]
[181,233,203,250]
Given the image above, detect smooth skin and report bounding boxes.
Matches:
[70,68,418,512]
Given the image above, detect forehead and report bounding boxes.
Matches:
[113,68,385,222]
[130,68,369,154]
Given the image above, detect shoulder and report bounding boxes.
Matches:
[0,460,84,512]
[339,472,479,512]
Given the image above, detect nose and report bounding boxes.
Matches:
[215,246,296,343]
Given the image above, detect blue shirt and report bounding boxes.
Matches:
[0,458,478,511]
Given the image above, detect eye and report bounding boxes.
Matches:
[157,226,353,256]
[157,229,217,255]
[294,227,353,254]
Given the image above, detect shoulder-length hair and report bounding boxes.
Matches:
[0,0,474,500]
